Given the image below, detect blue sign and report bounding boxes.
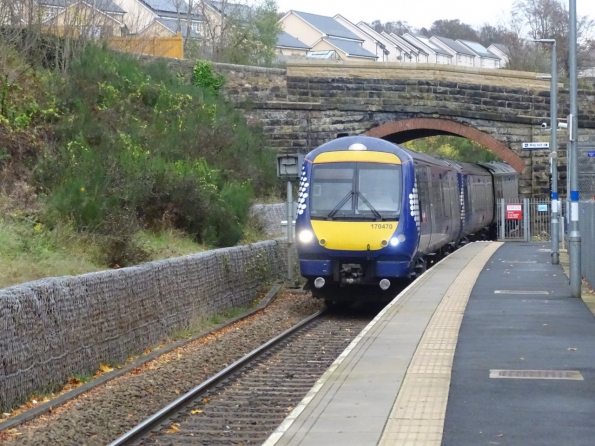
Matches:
[588,151,595,157]
[537,204,548,212]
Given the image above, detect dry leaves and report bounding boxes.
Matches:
[190,409,203,415]
[164,423,180,434]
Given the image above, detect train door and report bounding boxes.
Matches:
[415,163,432,255]
[427,166,439,252]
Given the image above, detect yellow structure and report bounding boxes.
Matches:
[107,33,183,59]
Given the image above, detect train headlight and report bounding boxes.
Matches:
[390,234,406,246]
[298,230,314,243]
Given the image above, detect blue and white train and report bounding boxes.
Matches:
[295,135,518,301]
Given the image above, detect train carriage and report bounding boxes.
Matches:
[295,135,518,302]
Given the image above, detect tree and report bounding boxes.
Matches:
[197,0,281,66]
[429,19,479,41]
[477,24,509,47]
[513,0,595,75]
[368,20,411,36]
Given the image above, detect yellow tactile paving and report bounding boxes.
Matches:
[379,242,503,446]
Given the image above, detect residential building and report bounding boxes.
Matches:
[403,33,451,64]
[458,40,501,68]
[279,10,376,62]
[111,0,201,38]
[488,44,510,68]
[389,33,428,63]
[198,0,251,42]
[333,15,387,62]
[350,20,407,62]
[431,35,476,67]
[21,0,126,37]
[276,31,310,58]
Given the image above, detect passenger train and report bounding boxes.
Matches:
[295,135,518,302]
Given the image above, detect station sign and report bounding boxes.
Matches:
[522,142,550,150]
[506,204,523,220]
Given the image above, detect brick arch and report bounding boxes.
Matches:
[365,118,525,173]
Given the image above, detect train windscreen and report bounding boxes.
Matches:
[309,162,402,220]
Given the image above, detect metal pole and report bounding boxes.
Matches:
[523,198,530,242]
[286,180,294,285]
[568,0,582,298]
[500,198,506,241]
[550,41,560,264]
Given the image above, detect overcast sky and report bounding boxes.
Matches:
[275,0,595,30]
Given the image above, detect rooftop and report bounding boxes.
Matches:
[458,39,500,59]
[40,0,125,13]
[324,37,377,59]
[291,10,362,42]
[277,31,310,50]
[432,35,476,56]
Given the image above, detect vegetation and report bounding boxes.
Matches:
[0,42,277,287]
[404,136,501,163]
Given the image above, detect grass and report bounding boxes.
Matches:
[0,217,208,289]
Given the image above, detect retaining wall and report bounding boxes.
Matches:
[0,240,286,411]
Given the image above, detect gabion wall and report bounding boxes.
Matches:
[0,240,286,412]
[251,203,296,237]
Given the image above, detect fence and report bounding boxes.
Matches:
[497,198,555,242]
[107,34,183,59]
[579,201,595,290]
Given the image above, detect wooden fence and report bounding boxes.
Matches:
[107,34,183,59]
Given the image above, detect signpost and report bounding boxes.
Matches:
[506,204,523,220]
[522,142,550,150]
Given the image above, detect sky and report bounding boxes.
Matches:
[275,0,595,30]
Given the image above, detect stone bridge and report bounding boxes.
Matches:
[166,58,595,197]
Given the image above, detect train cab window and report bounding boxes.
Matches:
[310,162,402,220]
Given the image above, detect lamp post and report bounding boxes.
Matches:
[534,38,559,265]
[568,0,581,298]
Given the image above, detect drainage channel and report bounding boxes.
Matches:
[110,309,375,446]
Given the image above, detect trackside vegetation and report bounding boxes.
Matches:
[0,43,277,286]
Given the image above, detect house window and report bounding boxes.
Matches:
[191,21,200,33]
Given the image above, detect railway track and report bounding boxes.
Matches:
[110,307,377,446]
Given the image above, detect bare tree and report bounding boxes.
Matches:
[513,0,595,75]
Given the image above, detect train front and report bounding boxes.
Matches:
[295,136,419,298]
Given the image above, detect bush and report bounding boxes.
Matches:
[29,45,275,256]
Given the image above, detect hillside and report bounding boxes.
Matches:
[0,42,277,288]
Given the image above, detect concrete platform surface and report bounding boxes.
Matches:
[264,242,595,446]
[264,242,499,446]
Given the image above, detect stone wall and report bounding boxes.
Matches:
[0,240,286,412]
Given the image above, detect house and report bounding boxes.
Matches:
[276,31,310,58]
[488,44,510,68]
[280,10,376,62]
[111,0,201,38]
[458,40,502,68]
[431,35,476,67]
[23,0,126,37]
[403,33,452,64]
[388,33,428,63]
[348,20,407,63]
[332,16,393,62]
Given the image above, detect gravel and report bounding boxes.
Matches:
[0,291,324,446]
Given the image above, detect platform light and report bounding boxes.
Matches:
[298,230,314,243]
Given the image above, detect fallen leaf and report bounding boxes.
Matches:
[190,409,203,415]
[164,423,180,434]
[148,387,154,393]
[568,348,578,351]
[174,389,180,395]
[286,406,293,412]
[498,434,504,437]
[203,398,210,404]
[99,364,113,374]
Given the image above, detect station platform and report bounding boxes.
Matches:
[263,242,595,446]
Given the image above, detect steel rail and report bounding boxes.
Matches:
[108,309,325,446]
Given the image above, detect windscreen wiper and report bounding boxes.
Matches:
[327,191,354,219]
[356,192,383,221]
